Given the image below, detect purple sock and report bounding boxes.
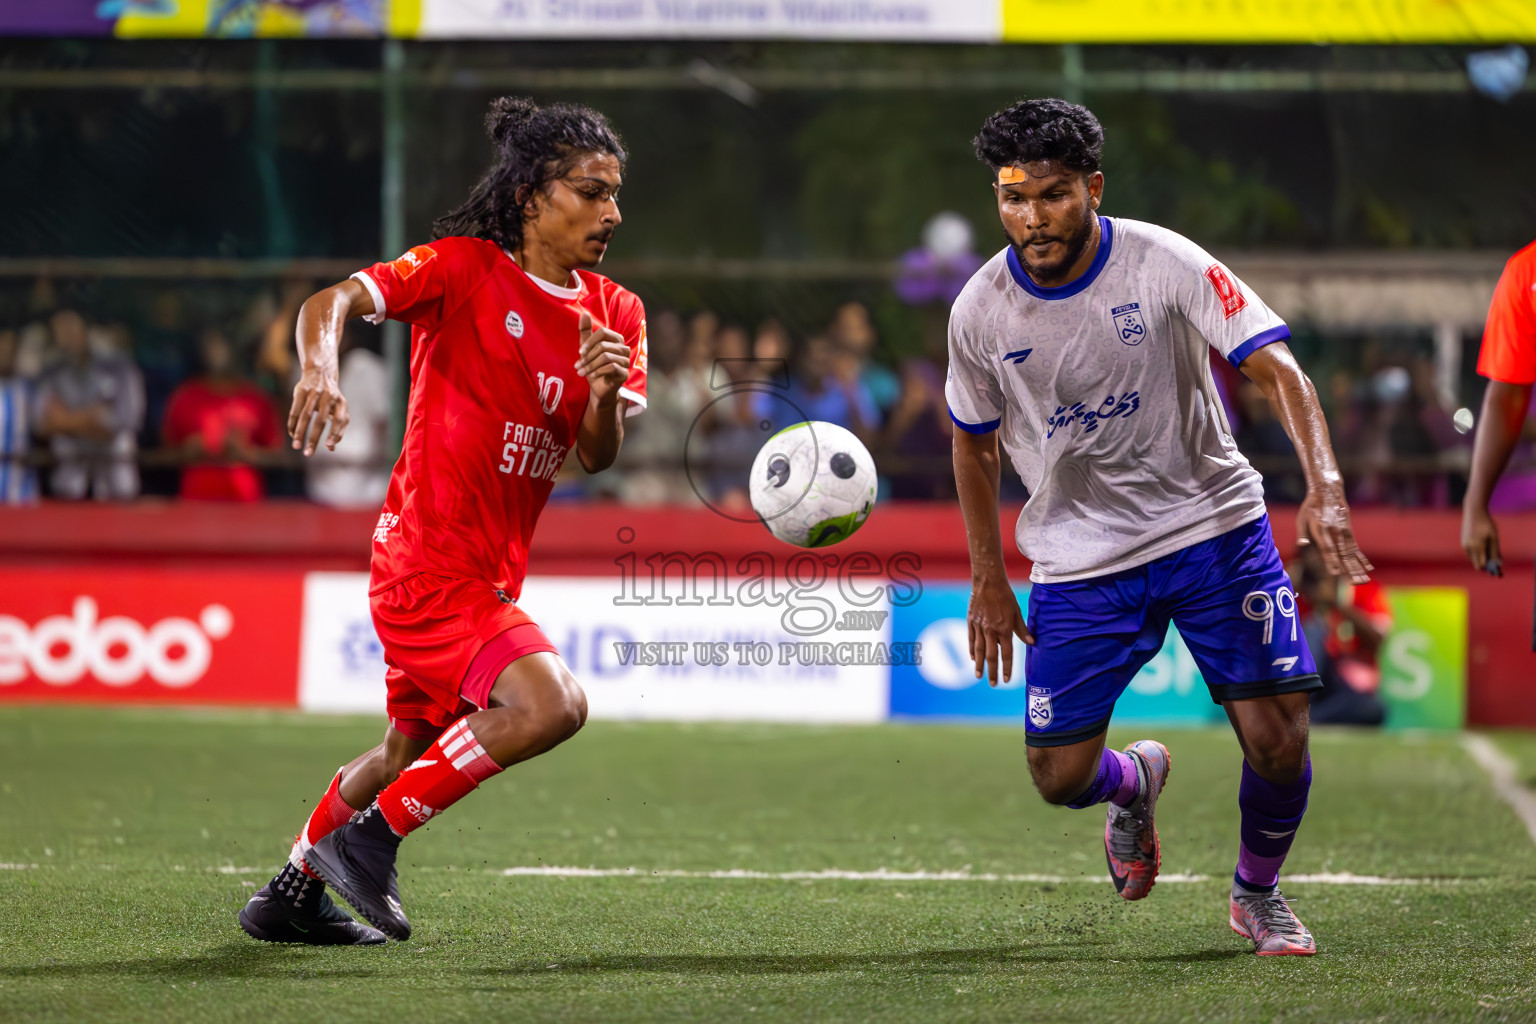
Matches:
[1066,748,1141,809]
[1234,753,1312,892]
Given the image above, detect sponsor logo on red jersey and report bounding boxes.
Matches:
[388,245,437,282]
[1204,263,1248,319]
[373,511,400,544]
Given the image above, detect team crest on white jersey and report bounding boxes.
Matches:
[505,310,525,338]
[1111,303,1145,345]
[1027,686,1053,729]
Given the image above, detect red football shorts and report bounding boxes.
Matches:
[370,572,559,740]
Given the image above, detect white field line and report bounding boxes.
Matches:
[495,866,1452,886]
[0,864,1459,886]
[1463,733,1536,847]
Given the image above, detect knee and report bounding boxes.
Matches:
[1027,751,1097,806]
[380,748,419,786]
[1033,775,1088,806]
[1242,724,1308,783]
[523,669,587,744]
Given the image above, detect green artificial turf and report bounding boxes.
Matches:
[1,708,1533,1023]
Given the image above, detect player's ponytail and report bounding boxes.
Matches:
[432,96,626,251]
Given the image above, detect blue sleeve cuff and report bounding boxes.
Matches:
[948,404,1001,434]
[1227,325,1291,368]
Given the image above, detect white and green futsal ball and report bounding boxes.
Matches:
[749,420,876,548]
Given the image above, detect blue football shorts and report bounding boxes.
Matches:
[1022,514,1321,747]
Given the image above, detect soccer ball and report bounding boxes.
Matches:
[749,420,876,548]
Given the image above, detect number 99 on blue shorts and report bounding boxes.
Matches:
[1023,514,1320,747]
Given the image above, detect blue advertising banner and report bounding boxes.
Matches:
[890,583,1221,726]
[890,582,1466,729]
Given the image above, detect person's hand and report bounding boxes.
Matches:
[1461,502,1502,576]
[576,311,630,407]
[288,366,348,456]
[1296,483,1372,584]
[967,573,1033,687]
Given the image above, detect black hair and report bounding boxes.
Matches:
[432,96,626,250]
[973,98,1104,175]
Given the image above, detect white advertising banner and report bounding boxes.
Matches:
[298,573,896,723]
[299,572,392,713]
[419,0,998,41]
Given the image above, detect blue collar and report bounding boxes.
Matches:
[1005,216,1114,300]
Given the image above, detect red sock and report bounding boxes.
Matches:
[290,768,358,879]
[376,717,503,838]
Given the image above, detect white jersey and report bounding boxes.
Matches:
[945,216,1288,584]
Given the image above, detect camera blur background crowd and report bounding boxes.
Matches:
[1,40,1533,518]
[3,265,1532,514]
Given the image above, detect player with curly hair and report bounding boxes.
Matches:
[949,98,1371,955]
[238,96,646,945]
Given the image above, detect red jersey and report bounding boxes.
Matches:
[161,378,280,501]
[1478,239,1536,385]
[353,236,647,596]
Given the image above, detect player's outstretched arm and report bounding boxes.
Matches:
[289,278,373,456]
[574,310,630,473]
[953,427,1033,686]
[1238,342,1373,584]
[1461,380,1532,575]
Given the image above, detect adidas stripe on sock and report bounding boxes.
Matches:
[375,717,504,838]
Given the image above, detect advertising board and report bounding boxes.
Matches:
[8,0,1530,40]
[298,573,894,723]
[0,567,1468,730]
[889,582,1467,730]
[0,568,303,706]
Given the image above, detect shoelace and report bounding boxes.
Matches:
[1241,891,1304,936]
[1105,804,1151,862]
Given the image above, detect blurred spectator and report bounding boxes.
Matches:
[254,278,313,395]
[162,328,281,501]
[133,291,195,498]
[829,302,899,416]
[33,309,143,501]
[608,310,694,505]
[678,311,719,408]
[1234,378,1305,503]
[0,328,39,503]
[753,318,792,384]
[880,357,954,500]
[307,324,390,509]
[763,334,877,439]
[1346,363,1453,507]
[706,323,763,507]
[1290,543,1390,727]
[893,212,984,307]
[14,276,59,379]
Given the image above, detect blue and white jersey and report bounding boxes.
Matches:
[945,217,1288,584]
[0,376,38,503]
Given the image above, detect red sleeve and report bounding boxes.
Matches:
[612,290,648,416]
[250,387,281,447]
[1478,246,1536,385]
[161,383,197,444]
[1351,580,1393,630]
[353,239,463,330]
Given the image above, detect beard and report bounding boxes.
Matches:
[1013,210,1096,286]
